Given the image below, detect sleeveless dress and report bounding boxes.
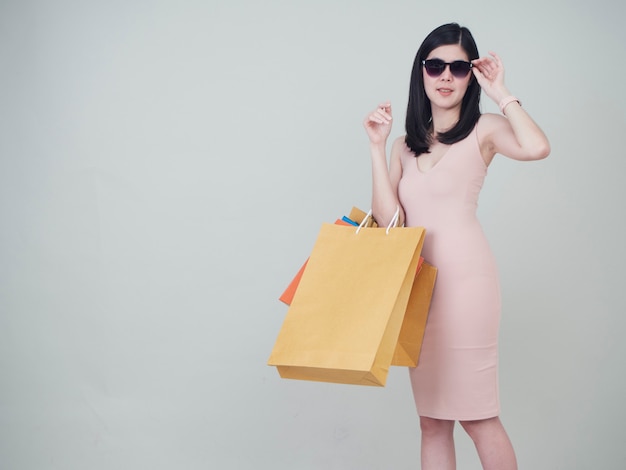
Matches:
[398,124,501,420]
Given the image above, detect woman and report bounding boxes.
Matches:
[363,23,549,470]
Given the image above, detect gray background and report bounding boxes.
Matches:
[1,0,625,469]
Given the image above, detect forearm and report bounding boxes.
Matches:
[370,142,401,227]
[500,97,551,160]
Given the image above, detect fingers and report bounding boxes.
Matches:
[378,101,392,113]
[472,53,504,81]
[473,57,494,70]
[366,102,393,124]
[488,51,501,64]
[473,52,502,69]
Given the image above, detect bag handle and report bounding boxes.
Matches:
[356,206,400,235]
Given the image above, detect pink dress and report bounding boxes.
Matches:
[398,125,501,420]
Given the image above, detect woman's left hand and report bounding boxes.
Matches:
[472,51,510,103]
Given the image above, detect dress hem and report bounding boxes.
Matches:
[416,408,501,421]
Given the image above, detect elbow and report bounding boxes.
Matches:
[529,141,551,161]
[536,145,551,160]
[371,210,393,228]
[372,204,402,228]
[539,141,551,160]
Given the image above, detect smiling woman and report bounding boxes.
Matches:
[363,22,550,470]
[417,44,474,172]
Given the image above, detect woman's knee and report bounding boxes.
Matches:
[420,416,455,437]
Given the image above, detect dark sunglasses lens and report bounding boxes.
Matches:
[450,61,471,78]
[424,60,445,76]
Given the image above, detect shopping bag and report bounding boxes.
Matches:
[392,260,436,366]
[279,207,437,368]
[279,219,352,306]
[347,207,436,367]
[268,213,426,386]
[279,210,377,305]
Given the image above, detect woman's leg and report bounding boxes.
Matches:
[419,416,456,470]
[460,417,517,470]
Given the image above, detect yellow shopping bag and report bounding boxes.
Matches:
[392,260,436,366]
[268,211,427,386]
[345,207,436,368]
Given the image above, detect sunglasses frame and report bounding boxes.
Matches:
[421,59,473,79]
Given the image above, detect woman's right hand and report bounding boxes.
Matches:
[363,102,393,145]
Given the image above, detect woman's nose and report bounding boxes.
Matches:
[439,64,453,80]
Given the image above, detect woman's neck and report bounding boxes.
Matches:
[431,107,461,135]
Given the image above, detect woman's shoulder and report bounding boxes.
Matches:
[390,135,409,162]
[392,135,407,148]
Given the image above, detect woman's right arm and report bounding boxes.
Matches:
[364,102,405,227]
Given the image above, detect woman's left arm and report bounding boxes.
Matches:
[472,51,551,162]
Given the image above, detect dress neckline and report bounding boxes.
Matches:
[415,145,452,174]
[412,125,481,175]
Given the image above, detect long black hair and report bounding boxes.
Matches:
[405,23,481,157]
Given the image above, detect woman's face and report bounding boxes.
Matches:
[422,44,472,112]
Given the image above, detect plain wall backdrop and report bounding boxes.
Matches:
[1,1,625,469]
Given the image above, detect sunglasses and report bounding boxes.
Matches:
[422,59,473,78]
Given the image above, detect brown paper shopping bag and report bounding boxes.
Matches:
[279,207,437,368]
[279,219,352,305]
[268,219,426,386]
[346,207,437,367]
[278,211,379,305]
[392,261,437,366]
